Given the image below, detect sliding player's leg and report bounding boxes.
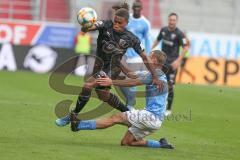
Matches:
[121,130,137,146]
[70,112,130,131]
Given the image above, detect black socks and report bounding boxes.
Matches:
[167,91,174,110]
[107,93,129,112]
[74,87,91,113]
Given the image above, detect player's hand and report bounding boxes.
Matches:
[81,23,93,32]
[152,77,164,92]
[171,57,182,70]
[126,72,138,79]
[96,77,113,86]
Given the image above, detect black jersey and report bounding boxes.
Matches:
[157,27,187,64]
[93,20,144,78]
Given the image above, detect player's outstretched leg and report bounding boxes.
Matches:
[70,112,130,132]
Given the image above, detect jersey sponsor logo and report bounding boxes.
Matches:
[171,33,176,40]
[106,31,111,37]
[163,39,174,46]
[102,40,124,54]
[119,39,128,48]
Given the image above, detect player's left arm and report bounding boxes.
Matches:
[132,37,164,90]
[97,74,168,94]
[81,24,97,32]
[171,31,189,70]
[139,51,164,90]
[178,32,189,59]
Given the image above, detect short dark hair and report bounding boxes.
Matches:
[112,1,129,11]
[113,2,130,20]
[132,0,142,8]
[168,12,178,19]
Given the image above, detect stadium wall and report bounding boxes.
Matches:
[0,21,240,87]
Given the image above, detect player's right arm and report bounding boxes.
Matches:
[97,77,143,87]
[81,20,106,32]
[81,25,97,32]
[131,36,164,91]
[151,28,163,50]
[97,73,168,93]
[171,30,188,70]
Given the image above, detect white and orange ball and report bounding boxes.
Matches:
[77,7,97,26]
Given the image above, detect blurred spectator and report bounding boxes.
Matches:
[74,31,92,76]
[75,30,92,60]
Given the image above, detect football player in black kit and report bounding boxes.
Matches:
[56,2,163,126]
[151,13,188,116]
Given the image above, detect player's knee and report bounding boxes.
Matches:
[96,91,110,102]
[121,141,127,146]
[83,83,94,90]
[121,139,130,146]
[98,95,109,102]
[110,114,121,123]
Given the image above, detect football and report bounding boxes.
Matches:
[77,7,97,26]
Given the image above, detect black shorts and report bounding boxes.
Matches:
[162,63,177,85]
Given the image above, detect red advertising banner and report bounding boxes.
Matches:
[0,21,41,45]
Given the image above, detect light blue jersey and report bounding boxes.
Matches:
[126,15,151,58]
[138,69,168,120]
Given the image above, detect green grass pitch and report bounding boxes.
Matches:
[0,71,239,160]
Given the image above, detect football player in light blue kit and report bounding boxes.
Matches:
[70,50,174,149]
[120,0,151,110]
